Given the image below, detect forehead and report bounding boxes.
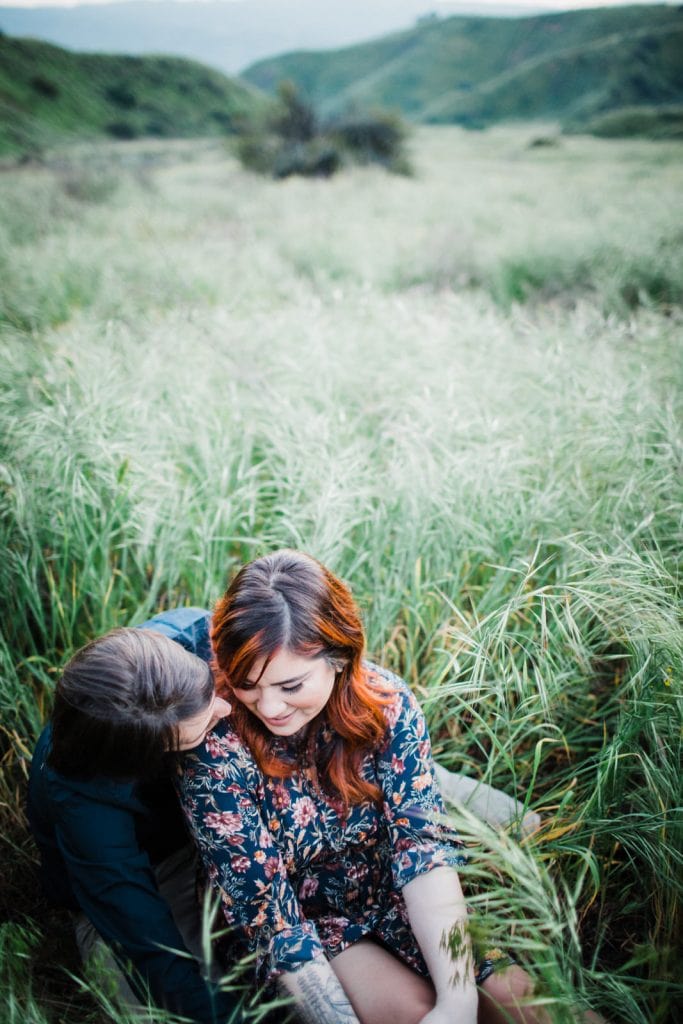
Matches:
[249,647,323,684]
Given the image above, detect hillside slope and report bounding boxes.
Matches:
[0,35,263,157]
[242,5,683,128]
[0,2,515,76]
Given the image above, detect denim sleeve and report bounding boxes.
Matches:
[138,607,212,663]
[373,670,467,890]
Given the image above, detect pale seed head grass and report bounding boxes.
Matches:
[1,129,681,1022]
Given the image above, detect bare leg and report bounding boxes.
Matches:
[433,764,541,836]
[330,943,605,1024]
[330,938,436,1024]
[479,966,548,1024]
[479,968,607,1024]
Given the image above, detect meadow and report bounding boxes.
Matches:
[1,125,681,1023]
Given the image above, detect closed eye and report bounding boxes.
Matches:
[281,683,303,694]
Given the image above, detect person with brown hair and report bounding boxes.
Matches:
[27,627,239,1024]
[178,550,543,1024]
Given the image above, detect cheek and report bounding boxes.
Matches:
[233,690,258,708]
[311,678,336,709]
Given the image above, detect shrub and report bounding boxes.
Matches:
[105,84,137,110]
[327,110,410,173]
[236,131,282,175]
[105,120,138,140]
[564,105,683,140]
[234,81,411,179]
[272,140,342,179]
[270,80,317,142]
[30,75,59,100]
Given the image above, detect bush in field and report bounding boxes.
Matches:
[270,79,317,143]
[235,80,411,178]
[327,110,411,175]
[566,105,683,140]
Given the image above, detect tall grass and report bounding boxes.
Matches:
[1,127,681,1023]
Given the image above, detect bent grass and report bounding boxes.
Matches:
[0,127,681,1023]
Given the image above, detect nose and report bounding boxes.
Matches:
[256,689,288,719]
[208,696,231,730]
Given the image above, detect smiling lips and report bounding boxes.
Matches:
[261,711,295,727]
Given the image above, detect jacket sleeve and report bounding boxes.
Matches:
[138,606,213,663]
[179,732,325,985]
[373,670,467,890]
[52,779,240,1024]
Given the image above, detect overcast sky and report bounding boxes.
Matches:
[1,0,674,9]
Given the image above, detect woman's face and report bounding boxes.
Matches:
[231,648,337,737]
[176,693,232,750]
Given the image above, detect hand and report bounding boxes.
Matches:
[419,1009,452,1024]
[419,1008,464,1024]
[419,997,478,1024]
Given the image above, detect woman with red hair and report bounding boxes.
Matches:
[178,550,541,1024]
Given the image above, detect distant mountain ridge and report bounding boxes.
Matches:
[242,5,683,129]
[0,34,261,157]
[0,2,542,75]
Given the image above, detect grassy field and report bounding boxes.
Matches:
[1,125,681,1024]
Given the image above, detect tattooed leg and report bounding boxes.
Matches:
[278,956,361,1024]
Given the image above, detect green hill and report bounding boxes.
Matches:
[0,35,264,158]
[242,5,683,131]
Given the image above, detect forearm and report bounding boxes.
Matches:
[403,867,477,1022]
[278,957,360,1024]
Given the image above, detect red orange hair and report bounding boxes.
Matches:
[211,549,391,807]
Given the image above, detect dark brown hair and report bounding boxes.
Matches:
[50,627,213,779]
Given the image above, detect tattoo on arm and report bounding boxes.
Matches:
[278,957,360,1024]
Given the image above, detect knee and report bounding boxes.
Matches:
[483,965,534,1002]
[480,966,545,1024]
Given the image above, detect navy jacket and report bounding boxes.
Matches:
[27,608,235,1024]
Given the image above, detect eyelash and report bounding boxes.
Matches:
[234,682,304,694]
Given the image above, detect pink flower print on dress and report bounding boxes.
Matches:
[346,862,368,882]
[271,783,291,810]
[205,733,241,758]
[204,810,243,837]
[412,772,433,792]
[292,796,317,828]
[231,854,251,873]
[383,696,401,729]
[298,877,319,900]
[263,856,281,880]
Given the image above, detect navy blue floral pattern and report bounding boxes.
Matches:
[178,664,497,988]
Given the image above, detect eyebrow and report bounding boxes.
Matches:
[244,671,310,688]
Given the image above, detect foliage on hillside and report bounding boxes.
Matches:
[236,80,411,178]
[0,35,264,158]
[242,5,683,135]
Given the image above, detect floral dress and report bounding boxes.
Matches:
[178,663,500,989]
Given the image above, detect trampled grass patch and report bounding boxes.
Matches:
[1,128,681,1023]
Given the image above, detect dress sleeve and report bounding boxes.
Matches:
[178,729,325,985]
[373,669,466,891]
[52,784,237,1024]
